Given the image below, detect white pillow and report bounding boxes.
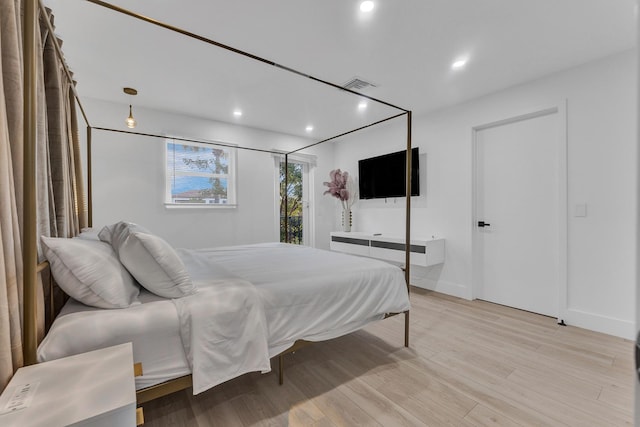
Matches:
[75,228,100,240]
[97,222,150,245]
[104,221,195,298]
[41,236,140,309]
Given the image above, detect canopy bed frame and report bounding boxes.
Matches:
[22,0,414,403]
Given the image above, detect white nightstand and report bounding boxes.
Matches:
[0,343,138,427]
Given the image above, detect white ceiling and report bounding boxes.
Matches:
[44,0,636,140]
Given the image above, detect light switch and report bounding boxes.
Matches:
[574,203,587,217]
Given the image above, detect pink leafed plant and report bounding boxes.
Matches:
[323,169,356,210]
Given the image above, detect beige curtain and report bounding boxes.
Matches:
[44,20,70,237]
[0,2,85,391]
[0,0,25,391]
[40,9,86,325]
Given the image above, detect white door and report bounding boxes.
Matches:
[475,110,563,317]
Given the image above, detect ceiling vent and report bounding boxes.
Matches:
[342,77,377,91]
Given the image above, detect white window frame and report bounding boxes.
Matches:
[165,138,237,208]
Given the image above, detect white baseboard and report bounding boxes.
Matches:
[410,277,471,300]
[561,308,635,340]
[410,276,634,340]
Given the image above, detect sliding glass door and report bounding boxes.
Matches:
[279,160,310,245]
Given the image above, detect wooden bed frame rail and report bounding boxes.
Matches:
[135,308,409,403]
[24,0,414,406]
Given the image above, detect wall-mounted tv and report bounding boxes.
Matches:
[358,147,419,200]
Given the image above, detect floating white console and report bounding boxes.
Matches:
[330,231,445,267]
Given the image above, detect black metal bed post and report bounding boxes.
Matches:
[92,127,280,154]
[87,126,93,227]
[404,111,412,348]
[284,153,289,243]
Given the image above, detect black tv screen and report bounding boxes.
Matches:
[358,148,419,199]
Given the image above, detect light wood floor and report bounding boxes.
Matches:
[142,288,634,426]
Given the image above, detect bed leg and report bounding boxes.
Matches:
[278,354,284,385]
[404,311,410,347]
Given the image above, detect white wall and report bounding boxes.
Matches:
[82,98,336,250]
[334,50,637,338]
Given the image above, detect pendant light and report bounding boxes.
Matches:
[123,87,138,128]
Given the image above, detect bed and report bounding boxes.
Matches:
[20,0,415,405]
[37,238,410,395]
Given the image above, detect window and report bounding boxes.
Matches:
[165,139,236,206]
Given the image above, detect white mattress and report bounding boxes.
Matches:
[37,243,410,390]
[37,290,191,389]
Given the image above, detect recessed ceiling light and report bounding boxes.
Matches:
[360,1,374,12]
[451,58,468,70]
[358,101,368,110]
[305,125,314,132]
[233,110,242,117]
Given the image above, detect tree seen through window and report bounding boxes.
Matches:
[280,161,303,244]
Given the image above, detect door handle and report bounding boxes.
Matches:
[478,221,491,228]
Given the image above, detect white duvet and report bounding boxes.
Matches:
[181,243,411,356]
[38,243,410,394]
[173,278,270,394]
